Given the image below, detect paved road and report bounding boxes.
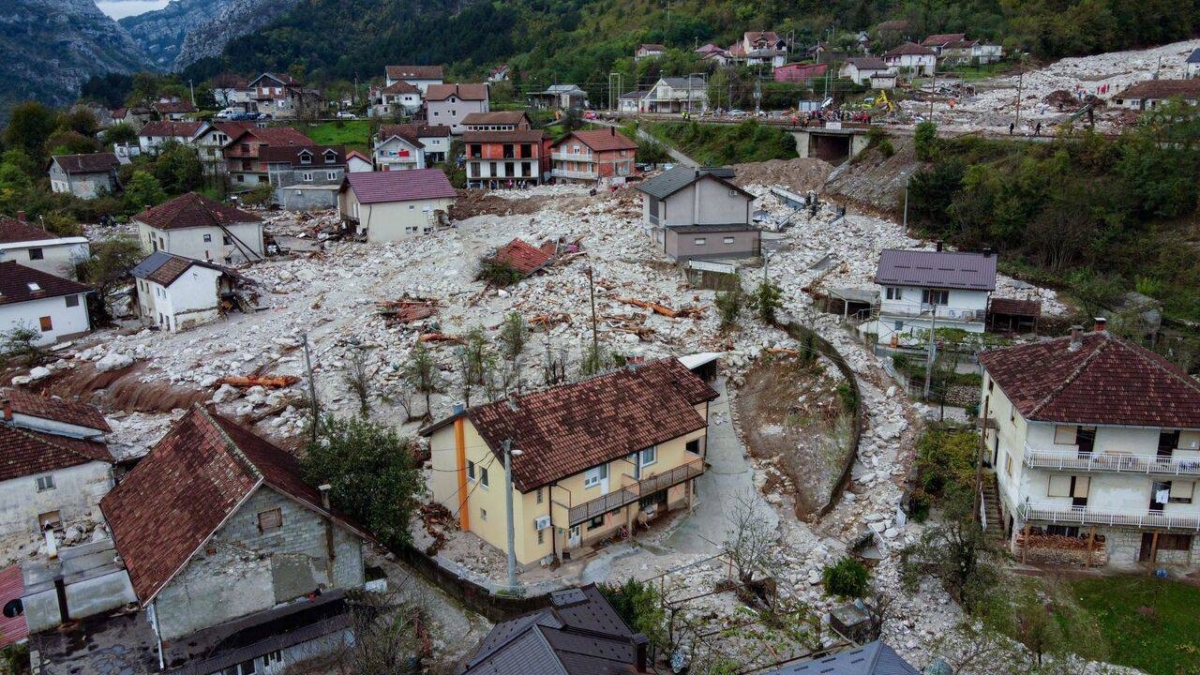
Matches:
[665,377,777,553]
[589,118,699,167]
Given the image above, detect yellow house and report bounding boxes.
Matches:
[420,358,718,567]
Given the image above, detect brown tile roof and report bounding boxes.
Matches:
[493,238,554,276]
[457,358,717,492]
[462,111,530,127]
[342,169,457,204]
[425,83,489,101]
[885,42,936,57]
[101,406,371,605]
[0,217,58,244]
[0,424,112,482]
[556,129,637,153]
[988,297,1041,318]
[638,44,667,52]
[152,101,196,115]
[4,388,110,432]
[258,145,346,166]
[382,80,420,95]
[52,153,119,176]
[921,33,967,46]
[133,192,261,231]
[0,261,91,306]
[252,72,300,87]
[376,124,425,147]
[130,251,224,287]
[138,121,203,138]
[1115,79,1200,101]
[386,65,444,81]
[979,332,1200,427]
[845,57,889,71]
[223,126,314,150]
[462,130,547,145]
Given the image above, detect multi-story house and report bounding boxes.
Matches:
[193,120,256,175]
[979,322,1200,568]
[636,166,760,262]
[0,213,90,279]
[883,43,938,76]
[136,120,203,154]
[248,72,319,119]
[210,73,251,107]
[550,129,638,185]
[0,389,112,540]
[425,84,489,134]
[872,248,995,344]
[646,77,708,114]
[223,126,315,184]
[373,125,428,171]
[373,79,423,117]
[461,111,532,132]
[132,251,233,331]
[48,154,120,199]
[0,262,92,346]
[261,145,347,209]
[728,31,788,67]
[151,99,195,121]
[385,64,445,94]
[462,129,551,188]
[134,192,265,264]
[921,34,1003,64]
[421,358,718,566]
[839,58,892,86]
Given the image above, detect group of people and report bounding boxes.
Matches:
[486,179,536,190]
[794,109,874,127]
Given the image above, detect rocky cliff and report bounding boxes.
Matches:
[0,0,150,124]
[121,0,302,70]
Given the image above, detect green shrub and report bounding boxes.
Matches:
[823,557,870,598]
[478,259,524,287]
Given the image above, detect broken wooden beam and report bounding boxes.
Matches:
[216,375,301,389]
[418,332,465,345]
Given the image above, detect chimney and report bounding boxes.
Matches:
[318,484,332,511]
[1,396,10,422]
[507,391,520,412]
[633,634,649,673]
[935,240,943,252]
[1094,317,1108,333]
[1068,325,1083,351]
[610,127,615,136]
[16,210,25,223]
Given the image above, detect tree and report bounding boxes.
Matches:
[124,171,167,210]
[76,236,144,324]
[823,557,870,598]
[336,590,424,675]
[600,578,668,649]
[4,102,58,161]
[0,324,46,367]
[497,311,529,389]
[241,182,276,207]
[455,327,493,407]
[104,123,139,147]
[45,130,97,156]
[715,284,743,329]
[900,488,997,612]
[59,108,99,137]
[754,280,783,325]
[343,347,373,416]
[724,491,775,584]
[403,341,440,418]
[153,142,204,194]
[302,414,425,548]
[914,120,938,162]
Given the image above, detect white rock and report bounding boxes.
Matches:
[213,384,240,404]
[96,352,134,372]
[883,528,899,539]
[28,366,52,381]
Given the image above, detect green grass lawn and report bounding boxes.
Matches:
[297,120,372,153]
[1068,575,1200,675]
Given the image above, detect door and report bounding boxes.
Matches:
[1139,532,1155,562]
[568,525,581,549]
[1158,430,1180,462]
[1076,426,1096,457]
[1151,481,1170,512]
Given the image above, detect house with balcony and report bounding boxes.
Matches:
[247,72,319,120]
[373,80,423,118]
[192,121,256,175]
[883,43,937,76]
[550,129,638,185]
[979,322,1200,568]
[871,248,995,344]
[646,77,708,114]
[425,84,489,134]
[373,125,427,171]
[421,358,717,566]
[463,130,551,188]
[728,31,788,67]
[636,166,760,262]
[222,126,314,184]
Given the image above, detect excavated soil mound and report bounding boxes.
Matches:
[730,158,834,194]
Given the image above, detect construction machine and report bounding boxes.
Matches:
[875,90,896,114]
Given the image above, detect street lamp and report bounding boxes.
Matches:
[503,439,524,592]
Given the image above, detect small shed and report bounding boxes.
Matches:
[677,352,720,382]
[987,297,1041,334]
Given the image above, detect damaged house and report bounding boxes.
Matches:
[636,167,760,263]
[134,192,265,264]
[131,251,249,332]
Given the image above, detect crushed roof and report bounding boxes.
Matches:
[0,423,112,483]
[134,192,261,231]
[342,169,457,204]
[101,406,370,605]
[4,388,110,432]
[425,358,717,492]
[555,129,637,153]
[0,261,91,306]
[425,83,489,101]
[493,238,555,277]
[131,251,223,286]
[874,249,997,291]
[386,65,445,80]
[980,332,1200,427]
[636,166,748,201]
[138,121,203,138]
[52,153,119,175]
[1115,79,1200,100]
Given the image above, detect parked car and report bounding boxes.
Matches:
[583,110,598,120]
[336,111,357,119]
[729,109,747,117]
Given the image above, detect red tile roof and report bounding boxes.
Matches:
[386,65,444,81]
[5,388,110,432]
[1115,80,1200,101]
[425,83,489,101]
[130,251,224,287]
[101,406,371,605]
[493,238,554,276]
[885,42,936,57]
[223,126,314,150]
[133,192,261,231]
[0,217,59,244]
[0,261,91,306]
[382,80,420,95]
[462,130,547,144]
[0,424,112,482]
[447,358,718,492]
[555,129,637,153]
[979,332,1200,427]
[342,169,456,204]
[0,565,27,648]
[52,153,119,175]
[922,33,967,46]
[138,121,203,138]
[152,101,196,115]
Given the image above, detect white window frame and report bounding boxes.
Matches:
[694,237,706,246]
[36,475,56,492]
[583,464,608,489]
[639,446,658,468]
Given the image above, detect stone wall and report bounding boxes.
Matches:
[154,486,364,640]
[1015,533,1108,567]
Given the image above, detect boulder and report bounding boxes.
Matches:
[28,366,52,381]
[96,352,134,373]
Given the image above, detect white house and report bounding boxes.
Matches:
[48,154,120,200]
[425,84,490,134]
[136,121,203,154]
[980,322,1200,568]
[0,389,113,540]
[646,77,708,114]
[131,251,232,332]
[883,43,938,76]
[635,44,667,61]
[0,214,89,279]
[346,150,374,173]
[338,170,456,243]
[1112,80,1200,111]
[1189,49,1200,78]
[728,31,788,67]
[134,192,265,264]
[385,65,445,94]
[371,80,423,118]
[872,248,996,344]
[373,125,427,171]
[840,58,892,86]
[619,90,650,113]
[0,261,92,346]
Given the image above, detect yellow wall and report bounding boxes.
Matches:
[427,403,709,566]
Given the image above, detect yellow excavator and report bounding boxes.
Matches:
[875,90,896,114]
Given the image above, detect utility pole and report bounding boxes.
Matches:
[585,266,598,356]
[303,333,320,442]
[923,304,937,399]
[189,80,196,108]
[1014,56,1025,129]
[503,439,522,592]
[903,174,911,230]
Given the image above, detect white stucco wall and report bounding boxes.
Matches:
[0,239,89,279]
[342,194,454,243]
[426,97,489,134]
[138,266,223,331]
[0,294,91,345]
[0,461,112,538]
[137,221,264,263]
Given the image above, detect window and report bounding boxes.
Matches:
[723,237,735,245]
[36,475,55,492]
[327,171,338,181]
[302,172,313,182]
[885,287,903,300]
[467,461,476,481]
[65,295,79,308]
[694,238,706,246]
[480,508,487,521]
[1160,534,1193,551]
[480,467,489,488]
[588,515,605,530]
[640,446,657,467]
[263,651,282,667]
[299,154,312,164]
[1004,451,1013,478]
[223,235,232,245]
[1053,425,1076,445]
[28,248,43,260]
[584,464,608,488]
[325,153,336,164]
[27,282,41,292]
[536,488,543,504]
[203,234,213,243]
[1047,475,1072,498]
[1045,525,1080,537]
[921,289,949,306]
[729,189,739,196]
[257,508,283,531]
[38,316,52,332]
[1170,481,1195,504]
